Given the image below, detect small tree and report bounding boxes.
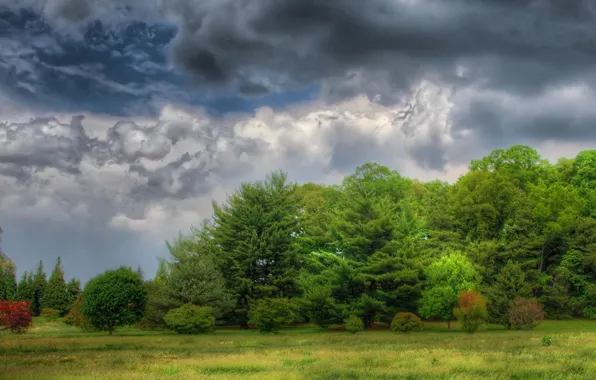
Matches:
[485,261,533,328]
[509,297,545,330]
[419,251,481,330]
[344,315,364,334]
[453,291,488,334]
[0,300,33,333]
[390,312,424,334]
[248,298,297,334]
[63,294,94,331]
[31,261,47,316]
[42,257,68,314]
[297,285,343,328]
[164,304,216,334]
[82,267,147,335]
[41,308,60,322]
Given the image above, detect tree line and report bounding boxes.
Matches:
[1,145,596,334]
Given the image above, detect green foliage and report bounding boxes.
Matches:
[65,278,81,310]
[31,261,47,316]
[344,315,364,334]
[297,283,342,328]
[485,261,533,328]
[42,257,68,314]
[164,304,216,334]
[248,298,297,334]
[453,291,488,334]
[63,294,94,331]
[541,336,553,347]
[16,272,34,303]
[509,297,545,330]
[419,251,481,328]
[82,267,148,335]
[0,253,17,301]
[41,308,60,321]
[211,171,303,327]
[390,312,423,334]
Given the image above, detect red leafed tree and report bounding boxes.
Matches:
[0,300,33,333]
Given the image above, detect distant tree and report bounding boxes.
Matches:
[63,294,94,331]
[31,261,47,316]
[164,304,216,334]
[0,254,17,301]
[65,278,81,310]
[82,267,147,335]
[419,251,481,330]
[42,257,68,314]
[16,272,34,303]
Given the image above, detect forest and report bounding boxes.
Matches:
[2,144,596,334]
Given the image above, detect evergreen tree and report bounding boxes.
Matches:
[0,253,17,300]
[31,260,47,316]
[17,271,34,302]
[210,171,303,327]
[43,257,68,313]
[65,278,82,310]
[485,261,533,328]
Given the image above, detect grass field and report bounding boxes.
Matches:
[1,319,595,379]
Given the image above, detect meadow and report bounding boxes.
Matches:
[1,319,596,379]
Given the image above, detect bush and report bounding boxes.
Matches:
[0,300,33,334]
[390,312,424,333]
[63,294,95,331]
[509,297,545,330]
[453,291,488,334]
[164,304,216,334]
[41,308,60,321]
[584,307,596,320]
[248,298,296,334]
[344,315,364,334]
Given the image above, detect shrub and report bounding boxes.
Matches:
[453,291,488,334]
[41,308,60,321]
[344,315,364,334]
[509,297,545,330]
[248,298,297,334]
[390,312,424,333]
[63,294,95,331]
[164,304,216,334]
[82,267,147,335]
[0,300,33,334]
[541,336,553,347]
[584,307,596,320]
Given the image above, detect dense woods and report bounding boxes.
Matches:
[2,145,596,334]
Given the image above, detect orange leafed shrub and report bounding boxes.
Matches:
[453,291,488,333]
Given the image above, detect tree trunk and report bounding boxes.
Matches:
[448,319,451,331]
[108,329,113,335]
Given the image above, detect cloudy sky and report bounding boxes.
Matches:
[2,0,596,282]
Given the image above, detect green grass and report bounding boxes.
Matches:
[1,318,595,379]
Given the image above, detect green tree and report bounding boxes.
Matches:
[42,257,68,313]
[65,278,81,310]
[419,251,481,330]
[16,272,34,303]
[485,261,533,328]
[82,267,147,335]
[31,260,47,316]
[210,171,303,327]
[164,232,233,318]
[0,253,17,301]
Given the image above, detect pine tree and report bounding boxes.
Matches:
[17,271,35,302]
[65,278,81,310]
[31,260,47,316]
[210,171,303,327]
[43,257,68,313]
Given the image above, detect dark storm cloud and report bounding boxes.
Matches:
[164,0,596,97]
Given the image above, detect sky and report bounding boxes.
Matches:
[2,0,596,282]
